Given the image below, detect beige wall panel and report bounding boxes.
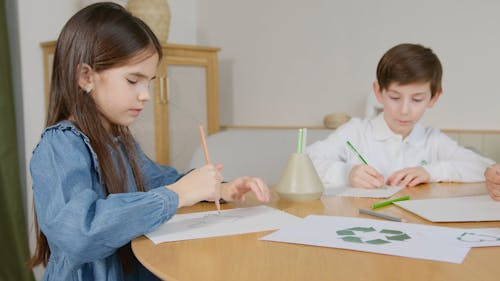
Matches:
[482,134,500,163]
[458,133,484,155]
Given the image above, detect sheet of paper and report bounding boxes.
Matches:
[456,228,500,247]
[145,205,302,244]
[323,185,404,198]
[394,195,500,222]
[260,215,470,263]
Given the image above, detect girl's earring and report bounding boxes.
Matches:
[85,84,93,94]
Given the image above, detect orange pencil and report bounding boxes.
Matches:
[198,125,221,213]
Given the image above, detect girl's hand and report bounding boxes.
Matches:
[349,164,385,188]
[221,177,270,203]
[485,164,500,201]
[387,167,430,187]
[167,164,224,208]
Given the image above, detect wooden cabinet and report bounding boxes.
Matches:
[41,42,220,167]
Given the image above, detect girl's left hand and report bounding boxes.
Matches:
[221,177,270,203]
[387,167,430,187]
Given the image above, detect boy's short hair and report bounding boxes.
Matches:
[376,43,442,97]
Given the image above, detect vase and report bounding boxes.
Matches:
[274,153,324,201]
[126,0,171,42]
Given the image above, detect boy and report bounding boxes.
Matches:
[307,43,494,188]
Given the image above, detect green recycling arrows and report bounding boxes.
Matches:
[337,227,411,244]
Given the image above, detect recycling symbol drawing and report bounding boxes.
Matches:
[336,227,411,245]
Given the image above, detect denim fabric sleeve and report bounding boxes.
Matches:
[135,143,185,191]
[30,128,179,264]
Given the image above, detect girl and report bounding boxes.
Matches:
[28,3,270,280]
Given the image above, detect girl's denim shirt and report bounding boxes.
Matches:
[30,121,182,281]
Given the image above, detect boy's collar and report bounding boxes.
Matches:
[370,113,425,144]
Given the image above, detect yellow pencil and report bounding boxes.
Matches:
[198,125,221,213]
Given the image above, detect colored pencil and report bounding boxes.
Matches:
[198,125,220,213]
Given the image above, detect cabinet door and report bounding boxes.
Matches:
[130,64,208,172]
[130,44,220,168]
[166,65,208,171]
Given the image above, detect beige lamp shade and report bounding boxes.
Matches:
[274,153,324,201]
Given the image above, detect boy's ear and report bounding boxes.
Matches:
[428,88,442,108]
[77,63,94,92]
[373,81,384,103]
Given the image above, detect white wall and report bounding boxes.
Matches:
[197,0,500,130]
[169,0,197,44]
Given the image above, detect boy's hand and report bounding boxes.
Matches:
[349,164,385,188]
[387,167,430,187]
[484,164,500,201]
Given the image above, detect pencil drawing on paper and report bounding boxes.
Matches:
[188,213,242,228]
[336,226,411,245]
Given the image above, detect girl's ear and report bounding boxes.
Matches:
[77,63,94,93]
[373,81,383,103]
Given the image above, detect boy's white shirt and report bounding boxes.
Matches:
[306,113,494,187]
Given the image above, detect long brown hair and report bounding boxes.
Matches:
[28,2,163,269]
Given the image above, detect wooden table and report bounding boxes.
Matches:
[132,183,500,281]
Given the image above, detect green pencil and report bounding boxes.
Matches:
[346,140,367,164]
[371,195,410,209]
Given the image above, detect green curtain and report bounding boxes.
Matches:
[0,0,35,280]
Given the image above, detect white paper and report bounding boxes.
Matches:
[323,185,404,198]
[145,205,302,244]
[455,228,500,247]
[394,195,500,222]
[260,215,470,263]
